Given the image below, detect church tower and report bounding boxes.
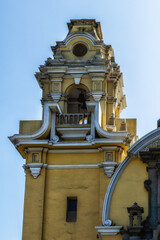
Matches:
[10,19,137,240]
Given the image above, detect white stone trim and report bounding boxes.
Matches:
[9,102,62,145]
[86,101,130,141]
[47,164,99,169]
[46,162,118,171]
[100,162,118,178]
[63,32,96,47]
[56,127,90,140]
[13,138,126,147]
[95,226,122,236]
[23,162,118,171]
[51,93,61,102]
[92,91,104,101]
[23,163,46,179]
[102,126,160,226]
[48,146,122,154]
[128,127,160,155]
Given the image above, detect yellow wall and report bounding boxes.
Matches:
[109,157,148,227]
[23,150,122,240]
[43,168,100,240]
[22,168,46,240]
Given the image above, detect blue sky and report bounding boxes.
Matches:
[1,0,160,239]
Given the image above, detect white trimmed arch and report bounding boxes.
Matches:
[102,126,160,226]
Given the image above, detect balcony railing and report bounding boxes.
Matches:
[56,113,91,125]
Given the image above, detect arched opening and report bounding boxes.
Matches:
[67,88,87,113]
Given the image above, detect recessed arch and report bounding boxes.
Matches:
[65,84,89,113]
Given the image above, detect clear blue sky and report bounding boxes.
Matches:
[1,0,160,239]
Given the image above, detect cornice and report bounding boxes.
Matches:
[95,226,122,236]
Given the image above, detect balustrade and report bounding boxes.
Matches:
[56,113,91,125]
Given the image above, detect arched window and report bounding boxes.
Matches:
[67,88,87,113]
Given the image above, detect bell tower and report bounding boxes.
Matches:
[10,19,137,240]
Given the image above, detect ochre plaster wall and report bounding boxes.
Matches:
[42,168,100,240]
[22,168,46,240]
[109,157,148,227]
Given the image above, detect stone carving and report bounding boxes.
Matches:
[86,135,93,142]
[30,167,41,178]
[91,91,103,101]
[51,135,59,143]
[100,162,118,178]
[142,138,160,151]
[51,93,61,103]
[104,219,112,226]
[23,163,44,179]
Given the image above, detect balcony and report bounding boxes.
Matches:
[56,113,91,140]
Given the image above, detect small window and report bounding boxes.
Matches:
[66,197,77,222]
[106,152,113,161]
[53,83,59,92]
[94,83,100,91]
[32,153,39,162]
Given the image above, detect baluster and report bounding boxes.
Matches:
[76,114,79,125]
[68,115,70,124]
[58,114,61,124]
[63,114,65,124]
[82,114,84,124]
[73,114,75,124]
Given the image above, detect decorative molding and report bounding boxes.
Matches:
[47,164,98,169]
[86,101,130,142]
[48,146,122,154]
[51,93,61,102]
[9,100,133,148]
[100,162,118,178]
[23,163,47,179]
[9,102,62,146]
[25,147,47,153]
[91,91,103,101]
[128,127,160,155]
[71,73,83,85]
[30,167,41,178]
[95,226,122,236]
[56,127,90,140]
[102,126,160,226]
[142,138,160,151]
[74,77,81,85]
[63,32,96,47]
[102,156,130,225]
[104,219,112,226]
[23,162,118,170]
[50,135,59,143]
[86,134,93,142]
